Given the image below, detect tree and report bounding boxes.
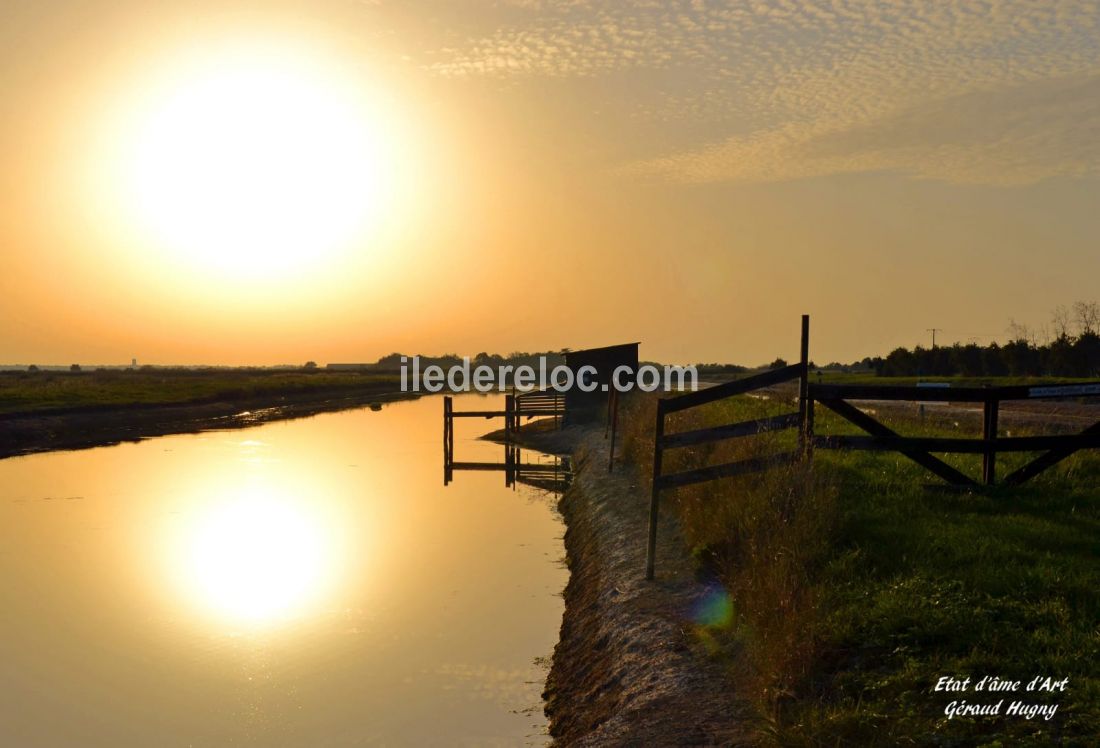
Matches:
[955,344,984,377]
[881,347,916,376]
[1073,300,1099,336]
[768,357,788,369]
[1072,332,1100,376]
[375,353,406,368]
[27,365,38,372]
[1051,305,1072,340]
[70,364,81,372]
[1006,318,1031,344]
[303,361,318,370]
[981,343,1009,376]
[1001,340,1035,377]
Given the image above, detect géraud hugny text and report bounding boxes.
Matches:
[938,676,1067,721]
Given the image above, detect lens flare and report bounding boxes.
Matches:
[692,585,734,629]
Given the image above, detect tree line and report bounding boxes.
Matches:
[870,301,1100,378]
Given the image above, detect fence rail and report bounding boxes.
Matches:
[810,381,1100,486]
[515,390,565,427]
[643,315,1100,580]
[811,382,1100,402]
[444,444,571,491]
[659,412,801,449]
[645,316,811,580]
[814,433,1100,453]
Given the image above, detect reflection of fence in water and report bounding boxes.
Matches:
[443,442,571,493]
[441,395,570,492]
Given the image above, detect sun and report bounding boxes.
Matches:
[117,40,392,280]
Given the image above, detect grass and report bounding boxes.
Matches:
[618,389,1100,746]
[0,368,402,415]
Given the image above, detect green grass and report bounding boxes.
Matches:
[800,448,1099,745]
[0,369,402,415]
[619,390,1100,745]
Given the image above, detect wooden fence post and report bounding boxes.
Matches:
[645,399,666,580]
[608,389,620,473]
[605,388,613,439]
[799,314,810,458]
[806,395,816,463]
[982,397,999,485]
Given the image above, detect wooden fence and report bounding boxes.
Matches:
[442,389,565,451]
[644,315,1100,579]
[515,389,565,429]
[809,382,1100,486]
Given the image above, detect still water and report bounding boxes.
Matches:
[0,394,568,746]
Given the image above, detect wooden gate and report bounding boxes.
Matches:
[644,315,1100,579]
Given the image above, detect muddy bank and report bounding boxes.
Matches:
[0,386,416,459]
[493,423,749,746]
[479,418,581,456]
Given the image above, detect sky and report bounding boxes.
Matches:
[2,0,1099,366]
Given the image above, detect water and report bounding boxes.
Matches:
[0,394,567,746]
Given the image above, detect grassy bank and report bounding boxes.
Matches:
[0,368,401,416]
[619,391,1099,745]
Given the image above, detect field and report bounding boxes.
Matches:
[0,368,401,416]
[619,388,1100,745]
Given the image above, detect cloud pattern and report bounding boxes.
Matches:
[420,0,1100,185]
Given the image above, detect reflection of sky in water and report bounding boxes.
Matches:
[0,394,565,746]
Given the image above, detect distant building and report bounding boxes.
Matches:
[563,343,640,424]
[326,363,372,371]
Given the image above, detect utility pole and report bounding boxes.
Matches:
[927,328,942,349]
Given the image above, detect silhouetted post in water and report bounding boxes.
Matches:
[443,396,453,485]
[505,393,516,439]
[799,314,812,460]
[644,398,666,581]
[982,395,999,485]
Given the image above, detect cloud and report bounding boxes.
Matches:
[421,0,1100,185]
[629,73,1100,184]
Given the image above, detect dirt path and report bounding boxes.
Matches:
[499,424,750,746]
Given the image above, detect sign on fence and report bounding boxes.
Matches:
[1028,384,1100,398]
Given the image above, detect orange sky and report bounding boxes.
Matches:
[2,1,1099,367]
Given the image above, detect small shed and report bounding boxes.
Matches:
[563,342,640,423]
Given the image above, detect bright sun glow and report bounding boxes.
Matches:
[180,487,337,624]
[118,40,392,279]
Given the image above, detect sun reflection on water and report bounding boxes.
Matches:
[173,485,341,626]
